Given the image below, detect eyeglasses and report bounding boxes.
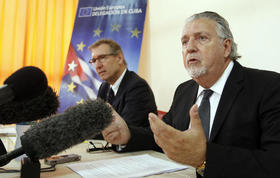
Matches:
[89,53,117,64]
[87,141,112,153]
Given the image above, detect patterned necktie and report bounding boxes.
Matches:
[198,89,213,140]
[106,88,115,104]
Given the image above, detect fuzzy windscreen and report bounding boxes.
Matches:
[20,99,112,159]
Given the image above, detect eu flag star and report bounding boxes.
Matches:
[130,28,141,38]
[77,41,86,51]
[76,98,84,104]
[67,82,76,93]
[94,27,102,37]
[112,24,121,32]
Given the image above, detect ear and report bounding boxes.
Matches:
[223,38,232,58]
[116,53,124,64]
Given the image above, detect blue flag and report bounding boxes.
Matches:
[58,0,147,113]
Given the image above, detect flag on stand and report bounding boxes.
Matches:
[58,0,147,113]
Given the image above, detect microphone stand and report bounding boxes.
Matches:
[21,157,40,178]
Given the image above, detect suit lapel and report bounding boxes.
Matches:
[209,61,244,141]
[174,81,198,130]
[98,83,110,100]
[183,82,199,129]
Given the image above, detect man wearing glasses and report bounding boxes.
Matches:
[88,39,157,130]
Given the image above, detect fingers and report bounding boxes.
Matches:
[149,112,180,149]
[102,110,131,145]
[102,120,121,144]
[189,104,199,119]
[149,105,207,167]
[103,130,120,144]
[102,112,119,139]
[148,113,165,136]
[189,104,202,129]
[189,104,206,143]
[102,125,117,139]
[149,113,167,148]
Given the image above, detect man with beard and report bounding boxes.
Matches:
[101,11,280,178]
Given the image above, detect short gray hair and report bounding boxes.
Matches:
[88,38,127,66]
[185,11,241,60]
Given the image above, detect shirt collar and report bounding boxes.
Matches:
[197,60,234,97]
[111,68,127,95]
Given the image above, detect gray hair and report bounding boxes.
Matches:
[88,38,127,66]
[185,11,241,60]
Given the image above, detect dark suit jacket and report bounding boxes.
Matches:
[98,70,157,127]
[125,61,280,178]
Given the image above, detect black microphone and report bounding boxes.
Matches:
[0,99,112,166]
[0,66,48,105]
[0,86,59,124]
[0,66,58,161]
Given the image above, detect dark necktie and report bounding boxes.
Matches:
[198,89,213,140]
[106,88,115,104]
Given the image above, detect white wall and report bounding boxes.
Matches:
[138,0,280,111]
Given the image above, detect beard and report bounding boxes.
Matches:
[185,64,207,78]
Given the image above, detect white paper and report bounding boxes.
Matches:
[67,154,188,178]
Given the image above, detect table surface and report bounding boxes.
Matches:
[1,141,196,178]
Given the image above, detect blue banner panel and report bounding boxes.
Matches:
[58,0,147,113]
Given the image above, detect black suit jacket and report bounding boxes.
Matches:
[125,61,280,178]
[98,70,157,127]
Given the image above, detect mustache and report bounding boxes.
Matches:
[186,55,200,61]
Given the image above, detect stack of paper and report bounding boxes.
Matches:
[67,154,188,178]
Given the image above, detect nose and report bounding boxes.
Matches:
[186,38,197,53]
[94,60,103,69]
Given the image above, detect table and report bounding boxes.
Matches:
[0,125,16,152]
[1,141,196,178]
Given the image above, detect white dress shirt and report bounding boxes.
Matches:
[110,68,127,95]
[195,61,234,136]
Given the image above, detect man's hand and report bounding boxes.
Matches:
[102,108,131,145]
[149,104,206,167]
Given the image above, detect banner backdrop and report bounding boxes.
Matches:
[58,0,147,113]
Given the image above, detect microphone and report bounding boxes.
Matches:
[1,66,48,105]
[0,99,112,166]
[0,86,59,124]
[0,66,58,165]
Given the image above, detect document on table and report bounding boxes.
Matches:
[67,154,188,178]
